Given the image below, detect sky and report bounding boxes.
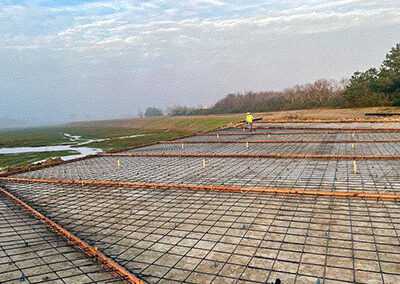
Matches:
[1,0,400,126]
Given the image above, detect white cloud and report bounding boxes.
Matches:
[200,0,226,6]
[3,1,397,53]
[1,0,398,52]
[1,0,400,124]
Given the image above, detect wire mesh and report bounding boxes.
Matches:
[0,195,123,284]
[1,182,400,284]
[3,121,400,283]
[12,155,400,194]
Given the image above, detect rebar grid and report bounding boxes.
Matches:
[3,121,400,284]
[254,127,400,132]
[200,131,400,136]
[1,182,400,284]
[259,120,400,124]
[0,196,123,284]
[3,177,400,201]
[258,122,400,129]
[14,155,400,194]
[101,152,400,161]
[182,132,400,142]
[121,142,400,156]
[206,124,400,135]
[162,139,400,143]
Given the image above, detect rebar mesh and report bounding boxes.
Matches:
[0,196,123,284]
[1,182,400,284]
[3,122,400,283]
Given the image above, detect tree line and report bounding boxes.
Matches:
[144,43,400,117]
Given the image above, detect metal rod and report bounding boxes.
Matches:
[198,129,400,135]
[0,186,146,284]
[258,119,400,123]
[99,152,400,160]
[249,126,400,131]
[1,177,399,201]
[160,139,400,144]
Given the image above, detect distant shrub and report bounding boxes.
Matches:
[144,107,163,117]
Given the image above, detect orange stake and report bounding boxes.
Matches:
[0,186,146,284]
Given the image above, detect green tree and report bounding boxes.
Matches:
[343,68,383,107]
[375,43,400,104]
[144,107,163,117]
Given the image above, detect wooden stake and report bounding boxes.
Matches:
[117,159,120,168]
[352,143,354,149]
[353,160,357,174]
[181,143,184,150]
[246,141,249,149]
[202,158,206,170]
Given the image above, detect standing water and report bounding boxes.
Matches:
[0,133,146,164]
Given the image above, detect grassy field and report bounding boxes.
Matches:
[82,131,186,151]
[0,127,154,148]
[67,107,400,129]
[2,107,399,171]
[0,129,188,170]
[67,115,242,132]
[0,115,239,170]
[0,150,79,170]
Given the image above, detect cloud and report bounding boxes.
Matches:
[1,0,399,53]
[1,0,400,124]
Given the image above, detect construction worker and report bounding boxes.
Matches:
[246,112,253,131]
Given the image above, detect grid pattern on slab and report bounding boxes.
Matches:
[0,195,122,284]
[214,124,400,134]
[14,156,400,194]
[259,123,400,129]
[122,142,400,156]
[183,132,400,141]
[1,182,400,284]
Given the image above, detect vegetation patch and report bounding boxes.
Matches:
[0,127,151,148]
[67,115,241,132]
[0,150,79,170]
[162,43,400,115]
[81,131,187,151]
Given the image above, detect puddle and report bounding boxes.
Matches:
[63,133,82,141]
[0,145,102,163]
[77,134,147,145]
[0,133,147,162]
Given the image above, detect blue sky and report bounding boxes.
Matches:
[1,0,400,125]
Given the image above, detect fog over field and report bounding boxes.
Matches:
[1,0,400,126]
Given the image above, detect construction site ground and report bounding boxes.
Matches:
[1,121,400,284]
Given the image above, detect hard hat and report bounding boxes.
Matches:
[247,112,250,114]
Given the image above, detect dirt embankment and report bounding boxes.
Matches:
[67,107,400,130]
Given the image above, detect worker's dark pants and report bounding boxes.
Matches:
[248,122,253,131]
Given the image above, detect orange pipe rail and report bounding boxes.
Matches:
[0,186,146,284]
[99,152,400,160]
[244,126,400,131]
[1,177,399,201]
[259,119,400,123]
[160,139,400,144]
[199,130,400,136]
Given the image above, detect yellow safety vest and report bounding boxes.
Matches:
[246,114,253,122]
